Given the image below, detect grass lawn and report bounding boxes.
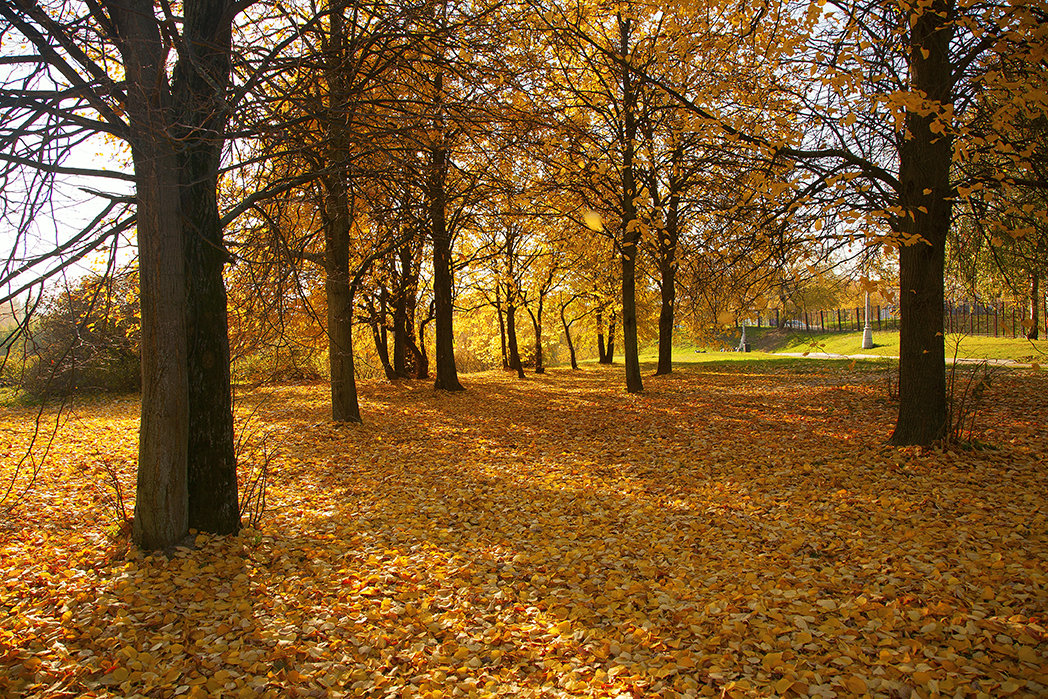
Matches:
[704,327,1048,363]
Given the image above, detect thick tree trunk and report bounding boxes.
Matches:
[618,14,643,394]
[111,0,190,550]
[430,141,464,391]
[325,180,361,422]
[1027,272,1040,340]
[173,0,238,535]
[889,1,953,446]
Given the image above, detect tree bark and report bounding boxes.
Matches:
[368,295,397,380]
[618,14,643,393]
[654,146,681,377]
[596,306,607,363]
[110,0,190,550]
[324,175,360,422]
[173,0,238,535]
[429,138,463,389]
[889,0,954,446]
[561,304,579,370]
[605,314,616,364]
[496,286,508,369]
[528,304,545,374]
[506,296,526,379]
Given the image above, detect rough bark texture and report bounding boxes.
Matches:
[173,0,238,535]
[428,72,464,391]
[322,0,363,421]
[324,182,360,422]
[618,15,643,394]
[889,1,953,446]
[110,0,190,550]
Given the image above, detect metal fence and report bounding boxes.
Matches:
[744,298,1046,338]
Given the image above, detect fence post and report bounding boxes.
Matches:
[877,306,882,331]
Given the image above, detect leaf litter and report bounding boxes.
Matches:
[0,364,1045,698]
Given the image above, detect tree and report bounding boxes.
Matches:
[1,0,247,547]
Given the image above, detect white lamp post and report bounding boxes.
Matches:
[861,291,874,350]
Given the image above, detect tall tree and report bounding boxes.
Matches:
[1,0,243,547]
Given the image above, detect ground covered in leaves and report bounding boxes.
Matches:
[1,360,1046,698]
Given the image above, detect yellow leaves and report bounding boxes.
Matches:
[582,210,603,231]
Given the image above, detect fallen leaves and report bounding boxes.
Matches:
[1,363,1046,697]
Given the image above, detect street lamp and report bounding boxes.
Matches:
[861,291,874,350]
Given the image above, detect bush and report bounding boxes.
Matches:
[19,268,140,398]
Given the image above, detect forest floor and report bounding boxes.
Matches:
[1,361,1046,698]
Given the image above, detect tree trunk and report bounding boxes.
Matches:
[506,298,526,379]
[173,0,238,535]
[428,70,463,391]
[1027,272,1040,340]
[561,305,579,370]
[529,304,545,374]
[415,311,431,380]
[654,149,681,377]
[111,0,190,550]
[889,1,953,446]
[604,315,616,364]
[368,296,397,380]
[430,163,463,389]
[618,14,643,394]
[496,286,508,369]
[596,306,607,363]
[324,179,360,422]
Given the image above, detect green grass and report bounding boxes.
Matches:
[723,327,1046,362]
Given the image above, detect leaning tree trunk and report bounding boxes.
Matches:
[112,0,190,550]
[889,0,954,446]
[561,305,579,370]
[173,0,238,535]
